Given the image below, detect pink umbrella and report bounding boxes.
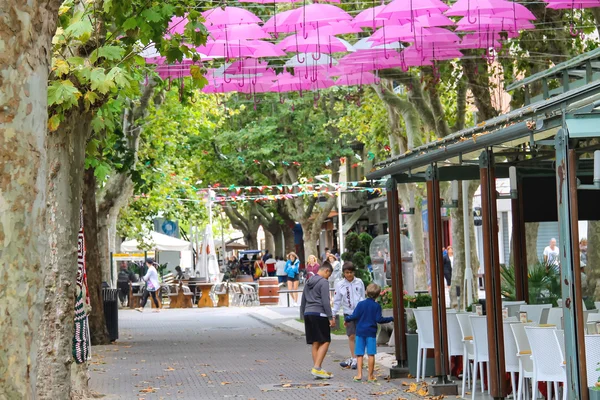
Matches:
[545,0,600,8]
[225,59,271,74]
[278,4,353,29]
[445,0,515,18]
[210,24,271,40]
[278,31,353,54]
[377,0,449,19]
[459,33,503,49]
[263,9,298,34]
[402,45,463,61]
[335,71,380,86]
[369,26,460,46]
[198,40,285,59]
[202,7,262,29]
[456,15,535,31]
[248,40,287,57]
[272,73,335,92]
[352,5,387,29]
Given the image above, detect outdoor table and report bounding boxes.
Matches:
[196,283,215,308]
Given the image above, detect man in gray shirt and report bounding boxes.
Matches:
[300,262,334,379]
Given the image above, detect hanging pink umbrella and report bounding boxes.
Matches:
[369,26,460,46]
[202,7,262,29]
[352,5,388,28]
[402,45,463,61]
[263,9,298,33]
[278,4,353,29]
[239,0,301,3]
[456,15,535,31]
[367,24,419,44]
[248,40,287,57]
[225,59,272,74]
[272,73,335,92]
[278,31,354,54]
[377,0,449,19]
[335,71,380,86]
[445,0,515,17]
[210,24,271,40]
[458,33,503,49]
[198,40,285,59]
[545,0,600,8]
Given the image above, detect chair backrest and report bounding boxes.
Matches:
[588,313,600,323]
[554,329,565,363]
[456,312,473,340]
[413,308,435,348]
[503,321,520,372]
[447,312,464,357]
[547,308,563,328]
[231,283,241,294]
[510,323,531,354]
[540,308,550,324]
[504,316,518,322]
[506,304,522,318]
[557,299,563,308]
[525,326,565,382]
[520,304,553,324]
[585,335,600,386]
[503,300,527,307]
[595,302,600,311]
[470,316,489,360]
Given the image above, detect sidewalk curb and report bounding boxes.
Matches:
[248,312,306,337]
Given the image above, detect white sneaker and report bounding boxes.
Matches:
[340,358,353,368]
[351,358,358,369]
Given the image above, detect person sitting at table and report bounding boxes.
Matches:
[240,254,250,275]
[175,266,185,280]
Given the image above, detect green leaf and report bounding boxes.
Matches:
[53,59,70,77]
[48,80,81,107]
[84,91,100,110]
[48,114,61,131]
[91,114,104,133]
[165,46,184,63]
[90,68,115,94]
[141,8,162,22]
[67,56,85,67]
[63,17,93,42]
[107,67,130,89]
[91,46,125,63]
[122,17,139,31]
[103,0,113,13]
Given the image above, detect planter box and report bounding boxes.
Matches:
[406,333,436,378]
[590,388,600,400]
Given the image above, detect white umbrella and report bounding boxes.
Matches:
[196,226,221,283]
[353,37,402,51]
[284,53,338,68]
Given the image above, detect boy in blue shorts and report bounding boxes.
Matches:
[344,283,393,382]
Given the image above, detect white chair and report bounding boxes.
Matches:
[470,316,490,399]
[240,284,258,306]
[413,308,435,382]
[554,330,565,364]
[503,321,520,397]
[511,323,534,400]
[520,304,552,324]
[447,312,465,373]
[525,326,566,400]
[230,283,243,306]
[456,313,475,398]
[585,335,600,386]
[588,313,600,323]
[547,308,563,328]
[594,301,600,311]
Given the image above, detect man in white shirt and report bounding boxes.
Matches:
[543,238,560,268]
[331,262,365,370]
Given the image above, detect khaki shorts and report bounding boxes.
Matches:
[344,316,357,337]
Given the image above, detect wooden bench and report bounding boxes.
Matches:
[168,281,194,308]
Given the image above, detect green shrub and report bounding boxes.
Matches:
[407,317,417,334]
[352,251,367,269]
[341,252,352,262]
[500,262,561,306]
[359,232,373,253]
[346,232,362,253]
[356,268,372,287]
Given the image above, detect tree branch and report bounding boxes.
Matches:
[461,55,499,121]
[453,75,468,132]
[423,67,451,138]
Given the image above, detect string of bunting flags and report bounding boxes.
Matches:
[197,178,387,195]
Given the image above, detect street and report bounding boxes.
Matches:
[89,308,420,400]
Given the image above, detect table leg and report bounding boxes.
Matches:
[197,287,213,308]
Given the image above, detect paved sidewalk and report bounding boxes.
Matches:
[89,307,426,400]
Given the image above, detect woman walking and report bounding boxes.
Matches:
[328,253,342,289]
[306,255,320,279]
[285,252,301,306]
[136,258,161,313]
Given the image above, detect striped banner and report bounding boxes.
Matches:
[73,206,91,363]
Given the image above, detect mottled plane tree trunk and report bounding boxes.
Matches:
[0,1,61,398]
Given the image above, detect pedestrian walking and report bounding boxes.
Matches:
[300,262,334,379]
[275,256,287,285]
[285,252,301,306]
[117,262,136,307]
[328,253,342,288]
[344,283,393,382]
[306,255,320,278]
[136,258,161,313]
[443,246,453,288]
[544,238,560,269]
[331,262,365,370]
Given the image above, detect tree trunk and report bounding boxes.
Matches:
[97,174,134,284]
[70,362,91,400]
[0,3,60,396]
[525,222,540,266]
[36,111,92,399]
[283,223,296,255]
[83,168,110,345]
[584,221,600,299]
[399,184,427,291]
[303,226,320,263]
[264,230,275,253]
[449,181,480,307]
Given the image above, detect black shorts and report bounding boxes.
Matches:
[304,315,331,344]
[288,275,299,282]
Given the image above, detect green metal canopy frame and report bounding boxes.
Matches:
[369,49,600,399]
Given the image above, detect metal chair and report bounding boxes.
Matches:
[412,308,435,382]
[525,326,566,400]
[470,316,491,399]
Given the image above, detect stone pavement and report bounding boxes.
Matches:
[89,307,429,400]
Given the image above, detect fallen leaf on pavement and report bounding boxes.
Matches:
[164,367,175,371]
[221,382,231,385]
[282,384,292,388]
[200,374,207,377]
[139,387,157,393]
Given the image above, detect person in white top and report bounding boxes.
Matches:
[331,262,365,370]
[136,258,161,313]
[275,256,288,285]
[543,238,560,268]
[328,253,342,289]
